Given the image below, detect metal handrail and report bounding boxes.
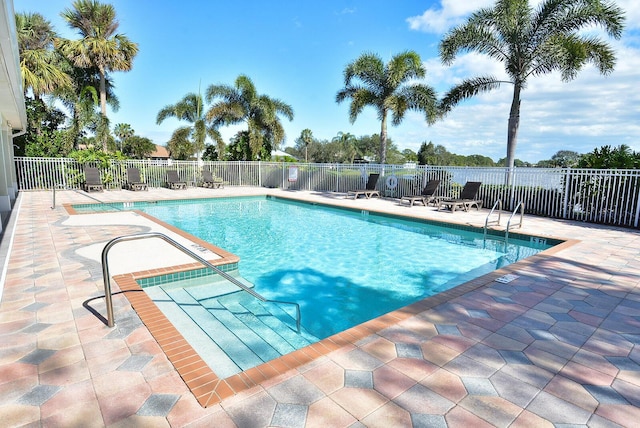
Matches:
[101,232,301,332]
[483,199,502,242]
[505,201,525,244]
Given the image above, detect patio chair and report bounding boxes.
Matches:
[125,167,148,191]
[438,181,483,212]
[83,166,103,192]
[201,169,224,189]
[166,169,187,190]
[347,173,380,199]
[400,179,440,207]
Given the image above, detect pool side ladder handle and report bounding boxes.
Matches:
[505,201,525,244]
[101,232,301,332]
[483,199,502,245]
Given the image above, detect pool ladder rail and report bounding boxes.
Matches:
[483,200,525,245]
[101,232,301,332]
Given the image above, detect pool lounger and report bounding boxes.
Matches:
[438,181,483,212]
[347,173,380,199]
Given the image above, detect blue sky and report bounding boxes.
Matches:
[14,0,640,162]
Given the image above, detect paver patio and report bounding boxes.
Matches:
[1,187,639,427]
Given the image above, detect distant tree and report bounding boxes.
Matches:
[466,154,496,167]
[122,135,155,159]
[577,145,640,169]
[57,0,139,151]
[336,51,438,163]
[551,150,581,167]
[113,123,134,152]
[402,149,418,162]
[332,132,358,163]
[439,0,625,182]
[300,128,313,162]
[156,92,223,160]
[497,157,532,167]
[206,74,294,160]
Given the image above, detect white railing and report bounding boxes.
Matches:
[14,157,640,228]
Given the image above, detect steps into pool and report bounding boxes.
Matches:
[143,281,319,379]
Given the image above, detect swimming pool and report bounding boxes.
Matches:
[76,196,555,377]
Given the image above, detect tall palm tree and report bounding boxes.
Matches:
[206,75,294,160]
[56,0,138,151]
[300,128,313,163]
[114,123,134,151]
[156,92,223,160]
[16,12,72,100]
[336,51,438,164]
[439,0,625,182]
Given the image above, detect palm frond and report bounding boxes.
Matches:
[439,76,503,114]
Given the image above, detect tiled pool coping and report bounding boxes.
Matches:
[77,197,579,407]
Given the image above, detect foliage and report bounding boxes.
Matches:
[439,0,625,177]
[536,150,581,168]
[16,12,72,99]
[113,123,133,151]
[202,144,220,161]
[68,146,125,168]
[156,92,223,160]
[14,98,68,156]
[206,74,294,160]
[577,145,640,169]
[496,157,533,167]
[417,142,498,166]
[56,0,139,150]
[336,50,438,163]
[122,135,155,159]
[225,131,255,161]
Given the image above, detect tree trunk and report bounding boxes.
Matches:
[506,82,521,186]
[380,111,388,164]
[99,68,108,151]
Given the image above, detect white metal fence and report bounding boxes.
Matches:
[14,157,640,228]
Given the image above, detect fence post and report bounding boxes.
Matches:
[562,167,571,219]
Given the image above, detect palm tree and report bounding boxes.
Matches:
[300,128,313,163]
[332,132,358,163]
[206,75,294,160]
[114,123,134,151]
[55,66,120,150]
[156,92,223,160]
[16,12,72,100]
[336,51,438,164]
[56,0,138,151]
[439,0,625,182]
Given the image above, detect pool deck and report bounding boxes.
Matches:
[1,187,639,427]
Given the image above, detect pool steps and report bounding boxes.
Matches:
[144,281,318,379]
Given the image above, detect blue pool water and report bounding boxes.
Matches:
[102,196,552,340]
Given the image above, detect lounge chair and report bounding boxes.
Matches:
[83,166,103,192]
[125,167,148,191]
[438,181,483,212]
[400,179,440,207]
[166,169,187,190]
[347,173,380,199]
[201,169,224,188]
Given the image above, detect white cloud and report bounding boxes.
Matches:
[407,0,630,35]
[400,0,640,162]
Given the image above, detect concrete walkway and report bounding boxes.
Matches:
[1,187,639,427]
